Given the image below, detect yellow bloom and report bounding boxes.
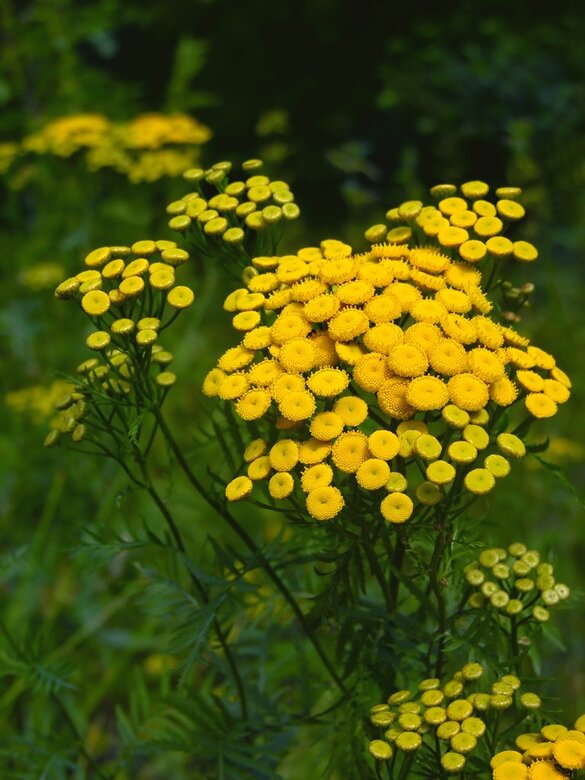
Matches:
[269,439,300,471]
[235,389,272,420]
[387,344,428,378]
[218,373,249,400]
[368,430,400,460]
[467,348,505,383]
[225,476,253,501]
[408,247,451,273]
[377,378,414,419]
[356,458,391,490]
[331,431,369,473]
[363,323,404,354]
[426,460,456,485]
[81,290,110,316]
[448,373,489,411]
[279,338,315,373]
[490,376,519,406]
[269,471,294,499]
[303,294,340,323]
[307,367,349,397]
[202,368,226,396]
[271,313,311,344]
[464,468,495,495]
[247,456,272,481]
[333,395,368,426]
[243,439,267,462]
[354,353,391,391]
[525,393,558,419]
[306,486,345,520]
[381,492,414,523]
[406,375,449,411]
[493,763,528,780]
[328,307,369,341]
[553,739,585,770]
[278,389,316,421]
[543,379,570,404]
[448,441,477,464]
[298,438,332,464]
[309,411,345,441]
[167,285,195,309]
[527,762,568,779]
[301,463,333,492]
[364,293,402,323]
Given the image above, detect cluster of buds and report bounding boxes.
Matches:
[491,714,585,778]
[368,664,542,774]
[166,159,300,273]
[465,543,570,623]
[501,281,536,324]
[45,240,194,449]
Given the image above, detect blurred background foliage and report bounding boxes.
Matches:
[1,0,585,777]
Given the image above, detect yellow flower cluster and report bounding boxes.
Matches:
[166,159,300,247]
[206,234,568,523]
[46,239,194,446]
[368,664,541,773]
[0,142,18,174]
[19,262,65,292]
[5,379,73,425]
[465,544,570,621]
[17,113,211,182]
[491,715,585,778]
[365,181,538,267]
[22,114,112,157]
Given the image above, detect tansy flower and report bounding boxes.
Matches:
[301,463,333,492]
[309,411,344,441]
[236,389,272,420]
[328,307,369,341]
[381,492,414,523]
[306,486,345,520]
[356,458,391,490]
[307,367,349,397]
[363,323,404,354]
[553,739,585,770]
[364,293,402,323]
[368,430,400,460]
[490,376,519,406]
[377,378,414,420]
[406,375,449,411]
[448,441,477,464]
[354,353,391,391]
[271,373,305,402]
[430,339,468,376]
[333,395,368,426]
[218,373,249,400]
[225,476,253,501]
[303,293,340,323]
[248,359,282,386]
[331,431,369,473]
[525,393,558,419]
[448,373,489,411]
[387,344,429,377]
[278,389,316,421]
[464,468,495,495]
[279,338,315,373]
[298,437,332,464]
[268,472,294,499]
[269,439,299,471]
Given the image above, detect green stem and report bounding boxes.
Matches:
[134,456,249,721]
[153,408,348,695]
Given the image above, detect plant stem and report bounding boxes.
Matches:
[134,456,249,721]
[153,408,348,695]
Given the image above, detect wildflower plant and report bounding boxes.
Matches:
[36,162,582,778]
